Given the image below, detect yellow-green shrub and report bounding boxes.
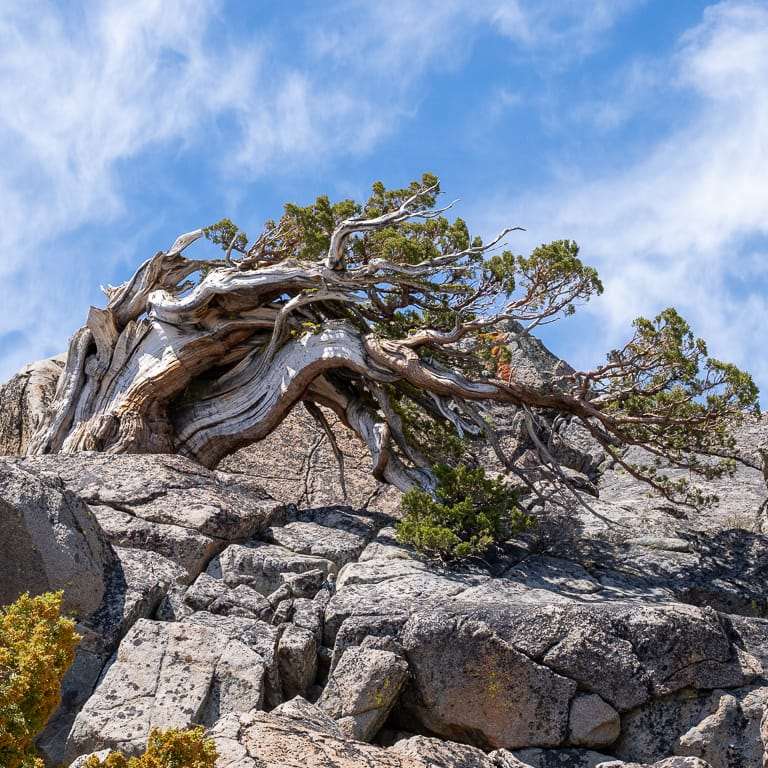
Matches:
[83,728,217,768]
[0,592,216,768]
[0,591,80,768]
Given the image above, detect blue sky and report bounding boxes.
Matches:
[1,0,768,397]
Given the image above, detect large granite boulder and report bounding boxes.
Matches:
[22,452,286,579]
[400,611,576,749]
[615,685,768,767]
[392,602,758,751]
[0,457,114,617]
[319,645,409,741]
[0,355,64,456]
[391,735,500,767]
[65,617,273,760]
[208,709,428,768]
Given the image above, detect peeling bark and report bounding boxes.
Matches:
[24,186,753,503]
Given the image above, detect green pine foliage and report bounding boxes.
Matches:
[396,464,532,561]
[599,307,760,506]
[388,389,469,466]
[200,173,759,510]
[202,218,247,253]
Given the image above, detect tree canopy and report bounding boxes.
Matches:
[27,174,759,512]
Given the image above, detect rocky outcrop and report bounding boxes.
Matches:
[568,694,621,749]
[319,646,409,740]
[46,465,768,766]
[209,709,425,767]
[391,735,501,767]
[615,685,768,767]
[0,450,289,765]
[2,338,768,768]
[23,452,286,579]
[387,600,756,750]
[0,355,64,456]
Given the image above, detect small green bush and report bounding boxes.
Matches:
[396,464,531,561]
[0,591,80,768]
[83,727,217,768]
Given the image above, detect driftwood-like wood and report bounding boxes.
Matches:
[27,182,757,503]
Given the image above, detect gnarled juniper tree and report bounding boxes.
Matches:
[27,174,759,510]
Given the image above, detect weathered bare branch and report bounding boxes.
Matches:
[303,400,348,501]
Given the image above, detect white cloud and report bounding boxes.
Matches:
[0,0,649,381]
[0,1,216,242]
[475,1,768,392]
[489,0,642,54]
[0,0,391,262]
[0,0,395,379]
[310,0,643,78]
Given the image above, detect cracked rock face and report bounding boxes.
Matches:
[319,646,409,741]
[23,453,286,579]
[221,405,402,515]
[391,735,500,767]
[209,709,428,768]
[0,450,291,765]
[65,617,271,760]
[567,694,621,748]
[3,346,768,768]
[402,611,577,749]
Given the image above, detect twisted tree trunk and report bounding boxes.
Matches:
[24,230,449,490]
[24,233,553,491]
[25,182,757,506]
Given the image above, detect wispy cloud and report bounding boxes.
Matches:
[489,0,643,54]
[0,1,220,249]
[0,0,396,378]
[0,0,227,372]
[475,1,768,390]
[0,0,392,264]
[0,0,661,381]
[309,0,643,77]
